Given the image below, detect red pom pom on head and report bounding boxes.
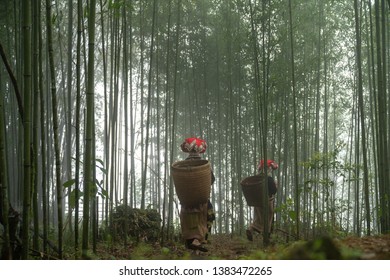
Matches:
[180,137,207,153]
[258,159,278,170]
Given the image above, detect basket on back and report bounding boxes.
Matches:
[240,174,267,207]
[171,159,211,207]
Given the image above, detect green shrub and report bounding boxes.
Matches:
[109,205,161,242]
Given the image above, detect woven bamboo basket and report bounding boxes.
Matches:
[240,174,267,207]
[171,159,211,207]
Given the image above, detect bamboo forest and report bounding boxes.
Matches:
[0,0,390,261]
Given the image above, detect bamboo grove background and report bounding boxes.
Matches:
[0,0,389,259]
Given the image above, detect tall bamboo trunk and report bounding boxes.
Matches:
[288,0,300,239]
[354,0,371,235]
[46,0,63,259]
[21,0,32,260]
[0,65,11,259]
[82,0,97,258]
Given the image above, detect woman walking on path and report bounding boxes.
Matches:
[246,159,278,241]
[178,137,215,252]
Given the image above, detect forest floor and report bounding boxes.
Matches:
[93,231,390,260]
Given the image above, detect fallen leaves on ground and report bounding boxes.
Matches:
[338,234,390,260]
[90,232,390,260]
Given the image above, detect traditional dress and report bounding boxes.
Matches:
[178,138,215,251]
[246,159,278,241]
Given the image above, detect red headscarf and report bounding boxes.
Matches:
[258,159,278,170]
[180,137,207,154]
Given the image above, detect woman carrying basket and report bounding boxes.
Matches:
[246,159,278,241]
[178,137,215,252]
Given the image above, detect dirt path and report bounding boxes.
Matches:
[182,233,390,260]
[94,233,390,260]
[339,234,390,259]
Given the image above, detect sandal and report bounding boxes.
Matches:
[188,239,208,252]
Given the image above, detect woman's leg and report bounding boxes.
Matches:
[180,203,208,251]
